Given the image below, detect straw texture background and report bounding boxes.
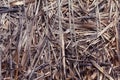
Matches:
[0,0,120,80]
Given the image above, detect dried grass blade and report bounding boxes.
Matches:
[97,21,114,37]
[0,48,2,80]
[91,60,114,80]
[57,0,66,78]
[115,3,120,64]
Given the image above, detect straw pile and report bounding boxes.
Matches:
[0,0,120,80]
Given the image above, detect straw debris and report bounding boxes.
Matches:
[0,0,120,80]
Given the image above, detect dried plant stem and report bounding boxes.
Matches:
[58,0,66,78]
[0,48,2,80]
[115,4,120,64]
